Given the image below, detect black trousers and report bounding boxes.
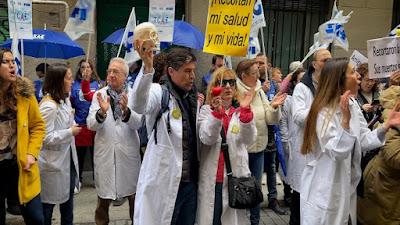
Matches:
[289,190,300,225]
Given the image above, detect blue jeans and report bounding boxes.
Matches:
[42,162,76,225]
[248,151,264,225]
[20,194,44,225]
[264,151,277,201]
[212,183,223,225]
[170,181,197,225]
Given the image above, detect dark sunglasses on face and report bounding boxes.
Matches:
[218,79,236,87]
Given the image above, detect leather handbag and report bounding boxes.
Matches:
[221,128,263,209]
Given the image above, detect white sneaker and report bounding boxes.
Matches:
[74,182,81,194]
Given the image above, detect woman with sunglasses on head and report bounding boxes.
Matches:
[0,48,45,225]
[70,59,101,190]
[196,67,256,225]
[39,63,80,225]
[299,58,400,225]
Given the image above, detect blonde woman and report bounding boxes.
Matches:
[197,67,256,225]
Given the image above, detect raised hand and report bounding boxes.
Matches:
[197,93,205,106]
[97,92,110,115]
[271,92,287,109]
[136,39,154,74]
[119,92,129,113]
[240,87,256,108]
[340,90,351,129]
[211,95,223,113]
[383,101,400,130]
[262,80,270,93]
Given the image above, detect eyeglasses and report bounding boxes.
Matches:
[1,59,15,65]
[218,79,236,87]
[107,69,123,76]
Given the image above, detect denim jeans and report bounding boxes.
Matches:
[264,151,277,201]
[0,158,44,225]
[42,162,76,225]
[170,181,197,225]
[248,151,264,225]
[212,183,223,225]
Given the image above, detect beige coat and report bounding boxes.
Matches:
[236,79,281,153]
[358,86,400,225]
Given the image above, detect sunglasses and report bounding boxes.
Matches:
[217,79,236,87]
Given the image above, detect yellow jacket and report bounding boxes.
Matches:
[15,77,45,204]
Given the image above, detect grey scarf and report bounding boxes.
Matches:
[106,84,126,120]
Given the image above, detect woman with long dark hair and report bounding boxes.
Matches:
[39,63,80,225]
[299,58,400,225]
[70,59,101,188]
[0,48,45,225]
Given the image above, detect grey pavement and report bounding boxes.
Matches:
[6,172,290,225]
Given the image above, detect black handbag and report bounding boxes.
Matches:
[220,128,263,209]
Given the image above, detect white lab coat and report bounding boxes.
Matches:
[131,68,200,225]
[196,105,256,225]
[87,86,142,199]
[39,97,79,204]
[290,82,314,192]
[300,100,385,225]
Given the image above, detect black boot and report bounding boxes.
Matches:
[268,198,288,215]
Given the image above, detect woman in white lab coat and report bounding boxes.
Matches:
[299,58,400,225]
[39,63,80,225]
[196,67,256,225]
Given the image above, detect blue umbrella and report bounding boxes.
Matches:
[102,20,205,50]
[1,29,85,59]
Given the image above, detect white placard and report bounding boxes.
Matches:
[349,50,368,68]
[148,0,175,42]
[367,36,400,79]
[8,0,33,39]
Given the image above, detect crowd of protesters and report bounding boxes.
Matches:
[1,41,400,225]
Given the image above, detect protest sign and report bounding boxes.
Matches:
[349,50,368,69]
[148,0,175,42]
[367,36,400,79]
[64,0,95,40]
[203,0,254,57]
[8,0,32,39]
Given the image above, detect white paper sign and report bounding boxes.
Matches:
[148,0,175,42]
[8,0,33,39]
[349,50,368,68]
[367,36,400,79]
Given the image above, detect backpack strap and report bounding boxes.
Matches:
[153,85,171,144]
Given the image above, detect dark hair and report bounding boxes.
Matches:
[166,48,196,72]
[256,52,264,57]
[35,63,50,73]
[211,55,224,65]
[75,59,101,83]
[0,48,17,112]
[301,58,349,155]
[153,52,167,83]
[42,63,70,103]
[288,68,306,95]
[357,63,378,93]
[236,59,257,79]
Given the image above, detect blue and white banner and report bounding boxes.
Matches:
[250,0,266,36]
[8,0,33,39]
[64,0,95,40]
[247,36,261,59]
[148,0,175,42]
[11,36,22,76]
[121,8,140,65]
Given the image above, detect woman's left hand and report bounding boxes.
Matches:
[271,92,287,109]
[240,87,256,108]
[23,154,36,172]
[383,102,400,130]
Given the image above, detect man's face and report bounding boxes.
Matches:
[169,62,196,92]
[255,55,267,80]
[312,50,332,74]
[213,57,224,70]
[107,61,127,91]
